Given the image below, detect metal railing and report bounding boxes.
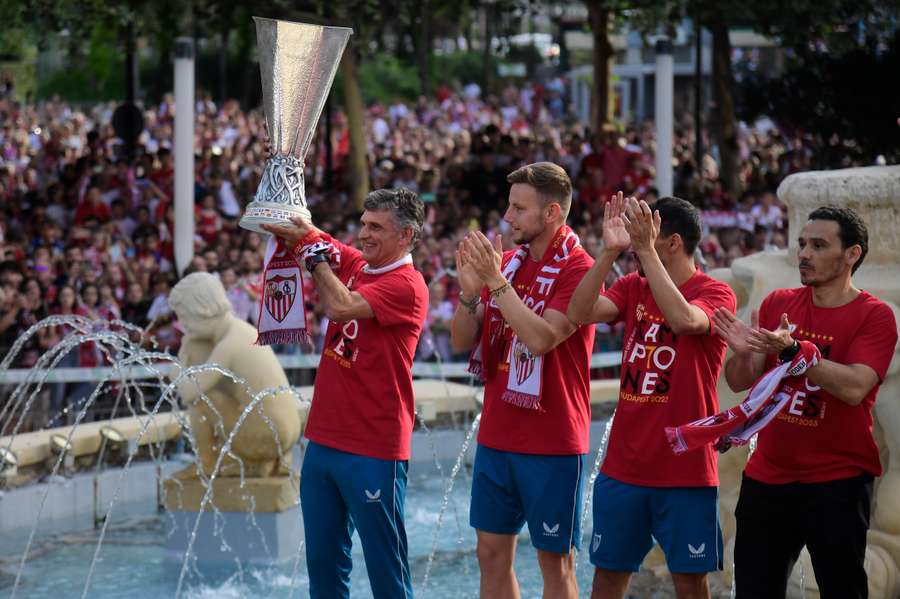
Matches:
[0,352,623,384]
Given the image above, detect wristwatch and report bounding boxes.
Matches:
[778,340,801,362]
[304,252,330,273]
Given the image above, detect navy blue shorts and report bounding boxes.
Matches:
[470,443,586,554]
[300,441,413,599]
[590,473,723,573]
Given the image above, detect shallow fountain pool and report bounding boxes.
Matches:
[3,464,604,598]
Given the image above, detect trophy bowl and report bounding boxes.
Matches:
[240,17,352,234]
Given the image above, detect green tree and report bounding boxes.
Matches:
[684,0,900,193]
[586,0,680,131]
[649,0,743,196]
[746,0,900,166]
[739,30,900,167]
[587,1,613,127]
[319,0,396,210]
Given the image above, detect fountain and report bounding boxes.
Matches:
[0,311,620,596]
[0,238,649,598]
[0,313,493,595]
[161,273,302,571]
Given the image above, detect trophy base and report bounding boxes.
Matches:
[239,206,312,234]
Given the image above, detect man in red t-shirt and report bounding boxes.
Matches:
[569,194,737,599]
[712,206,898,599]
[450,162,595,599]
[263,188,428,599]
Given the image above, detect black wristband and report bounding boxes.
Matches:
[304,252,330,273]
[778,340,801,362]
[458,293,479,310]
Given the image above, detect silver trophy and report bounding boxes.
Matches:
[239,17,352,233]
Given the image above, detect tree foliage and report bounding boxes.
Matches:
[732,0,900,166]
[660,0,900,180]
[5,0,900,168]
[740,32,900,166]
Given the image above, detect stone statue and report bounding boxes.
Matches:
[712,165,900,598]
[167,272,301,480]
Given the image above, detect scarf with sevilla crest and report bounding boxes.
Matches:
[256,231,341,345]
[468,225,582,410]
[665,340,821,454]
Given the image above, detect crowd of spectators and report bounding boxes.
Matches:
[1,76,809,374]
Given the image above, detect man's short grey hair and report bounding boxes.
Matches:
[364,187,425,249]
[169,272,232,320]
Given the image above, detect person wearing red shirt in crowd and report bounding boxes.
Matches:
[580,133,606,185]
[569,193,737,599]
[582,129,635,194]
[575,168,611,220]
[73,185,111,224]
[150,147,174,191]
[622,155,652,199]
[451,162,595,599]
[578,133,610,215]
[712,206,897,599]
[263,188,428,599]
[196,193,222,247]
[435,84,452,104]
[597,131,632,193]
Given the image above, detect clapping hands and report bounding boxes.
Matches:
[458,231,504,289]
[602,192,631,253]
[712,308,795,355]
[621,195,660,253]
[455,247,484,298]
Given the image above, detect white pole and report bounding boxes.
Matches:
[174,37,195,276]
[655,38,674,198]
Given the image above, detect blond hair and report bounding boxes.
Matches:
[506,162,572,219]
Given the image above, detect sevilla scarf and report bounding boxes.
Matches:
[468,226,582,410]
[256,230,340,346]
[665,340,821,454]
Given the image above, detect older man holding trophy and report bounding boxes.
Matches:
[242,17,429,599]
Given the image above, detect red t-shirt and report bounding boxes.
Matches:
[477,248,596,455]
[601,270,737,487]
[577,185,613,208]
[74,201,111,224]
[600,146,631,190]
[304,241,428,461]
[581,153,604,181]
[745,287,897,484]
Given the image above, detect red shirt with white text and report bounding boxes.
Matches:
[601,270,736,487]
[746,287,897,484]
[478,248,596,455]
[304,241,428,461]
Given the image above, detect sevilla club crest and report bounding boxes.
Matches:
[264,273,297,322]
[514,340,536,386]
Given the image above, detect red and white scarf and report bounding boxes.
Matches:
[468,226,582,410]
[665,340,821,454]
[256,231,340,346]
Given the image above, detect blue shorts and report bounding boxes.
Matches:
[470,443,586,554]
[300,441,413,599]
[590,473,723,573]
